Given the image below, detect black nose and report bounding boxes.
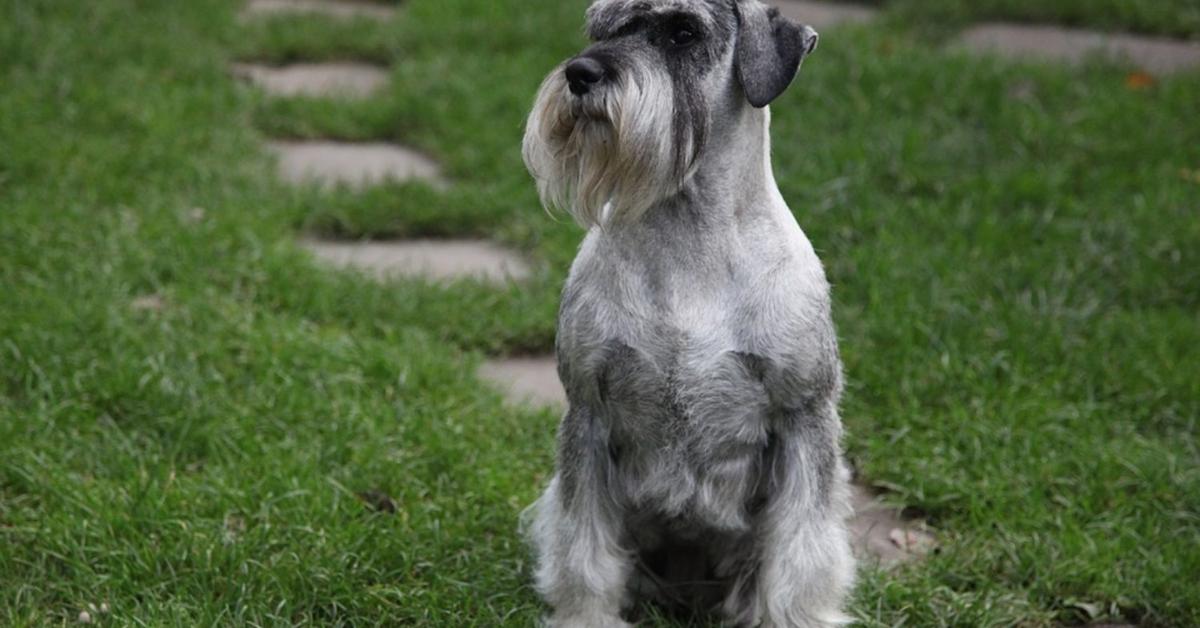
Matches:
[565,57,606,95]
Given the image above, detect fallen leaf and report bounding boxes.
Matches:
[1124,72,1156,90]
[1068,599,1103,619]
[357,489,398,514]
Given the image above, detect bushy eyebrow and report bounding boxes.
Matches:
[586,2,651,40]
[586,1,715,40]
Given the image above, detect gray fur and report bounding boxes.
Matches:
[736,2,819,108]
[522,1,853,626]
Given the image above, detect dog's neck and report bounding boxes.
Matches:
[638,104,778,231]
[596,103,786,289]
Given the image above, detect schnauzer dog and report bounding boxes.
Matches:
[521,1,855,626]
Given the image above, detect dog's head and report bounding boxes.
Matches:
[523,0,818,228]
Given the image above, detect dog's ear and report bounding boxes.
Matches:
[735,2,818,108]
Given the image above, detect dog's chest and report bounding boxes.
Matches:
[557,228,830,529]
[588,324,773,531]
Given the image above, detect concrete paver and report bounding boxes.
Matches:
[269,140,442,188]
[774,0,877,30]
[242,0,396,20]
[301,238,532,284]
[232,62,389,98]
[960,23,1200,74]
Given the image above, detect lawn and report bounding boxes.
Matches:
[1,0,1198,626]
[835,0,1200,39]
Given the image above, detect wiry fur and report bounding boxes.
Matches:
[522,1,853,626]
[523,52,683,227]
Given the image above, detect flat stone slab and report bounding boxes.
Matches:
[480,356,565,408]
[848,485,936,567]
[232,62,389,99]
[269,140,441,188]
[300,238,531,284]
[959,23,1200,75]
[241,0,396,20]
[774,0,876,30]
[479,354,934,565]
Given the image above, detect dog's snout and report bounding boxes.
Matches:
[565,57,606,95]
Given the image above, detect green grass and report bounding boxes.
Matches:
[2,0,1199,625]
[837,0,1200,39]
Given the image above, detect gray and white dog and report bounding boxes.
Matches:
[521,1,855,626]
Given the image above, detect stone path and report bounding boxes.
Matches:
[300,238,532,284]
[241,0,396,20]
[237,1,535,286]
[771,1,1200,75]
[479,356,565,408]
[479,355,934,566]
[232,62,389,98]
[774,0,877,30]
[849,485,936,567]
[238,0,1200,572]
[959,23,1200,74]
[268,140,442,188]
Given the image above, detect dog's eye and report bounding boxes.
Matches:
[668,26,698,47]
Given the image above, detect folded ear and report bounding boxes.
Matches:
[735,2,819,108]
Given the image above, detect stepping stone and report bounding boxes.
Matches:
[269,140,441,188]
[959,23,1200,75]
[130,294,166,312]
[300,238,532,284]
[479,354,934,566]
[848,485,935,567]
[241,0,396,20]
[479,356,565,408]
[774,0,876,30]
[232,62,389,99]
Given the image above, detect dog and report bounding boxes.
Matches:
[521,1,855,626]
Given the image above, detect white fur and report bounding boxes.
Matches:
[523,478,634,627]
[523,61,680,229]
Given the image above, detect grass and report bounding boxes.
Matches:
[834,0,1200,40]
[2,0,1199,625]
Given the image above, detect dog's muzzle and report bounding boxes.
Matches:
[564,56,606,96]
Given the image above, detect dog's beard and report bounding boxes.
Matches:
[523,63,694,229]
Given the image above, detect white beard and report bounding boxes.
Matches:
[522,62,689,229]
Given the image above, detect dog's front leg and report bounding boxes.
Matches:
[526,403,632,628]
[752,414,857,628]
